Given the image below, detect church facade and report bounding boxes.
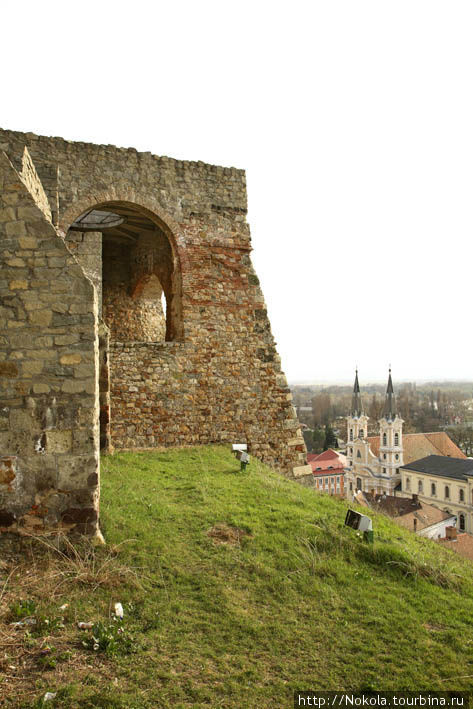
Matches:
[345,369,404,497]
[344,371,466,500]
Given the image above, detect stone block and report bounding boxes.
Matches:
[46,430,72,453]
[287,437,306,447]
[5,221,27,238]
[9,409,32,431]
[55,335,80,345]
[292,465,313,478]
[21,361,44,376]
[0,362,18,378]
[60,353,82,365]
[62,380,85,394]
[28,310,52,327]
[57,455,98,490]
[9,280,28,290]
[0,207,16,222]
[32,383,50,394]
[18,236,38,249]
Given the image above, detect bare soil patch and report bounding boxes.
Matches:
[207,523,251,545]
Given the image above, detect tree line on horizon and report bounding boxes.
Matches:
[294,382,473,455]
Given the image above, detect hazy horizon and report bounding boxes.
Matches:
[289,377,473,387]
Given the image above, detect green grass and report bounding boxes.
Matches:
[3,445,473,707]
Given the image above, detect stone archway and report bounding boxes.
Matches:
[64,199,184,343]
[65,200,185,454]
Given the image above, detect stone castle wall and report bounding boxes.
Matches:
[0,127,310,535]
[0,150,100,536]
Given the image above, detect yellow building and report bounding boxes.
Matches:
[400,456,473,534]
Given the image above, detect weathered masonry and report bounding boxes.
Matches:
[0,128,310,537]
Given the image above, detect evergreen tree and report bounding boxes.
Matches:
[302,429,313,453]
[323,424,337,451]
[312,428,325,454]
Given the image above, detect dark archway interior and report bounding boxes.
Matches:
[66,201,183,452]
[67,201,181,343]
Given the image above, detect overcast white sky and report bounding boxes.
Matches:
[2,1,472,384]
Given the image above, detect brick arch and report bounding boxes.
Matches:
[60,190,186,341]
[59,187,188,270]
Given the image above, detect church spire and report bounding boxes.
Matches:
[382,367,396,420]
[351,369,364,417]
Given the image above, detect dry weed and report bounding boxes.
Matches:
[0,534,142,705]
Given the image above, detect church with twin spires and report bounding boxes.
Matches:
[345,369,404,497]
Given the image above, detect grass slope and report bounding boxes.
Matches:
[2,446,473,707]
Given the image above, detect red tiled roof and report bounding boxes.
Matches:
[438,534,473,562]
[366,432,465,464]
[311,449,339,462]
[308,448,346,474]
[366,436,380,456]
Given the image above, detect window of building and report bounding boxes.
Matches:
[349,447,353,455]
[359,429,364,438]
[445,485,450,500]
[356,477,362,491]
[383,433,387,446]
[383,454,386,460]
[418,480,423,494]
[431,482,436,496]
[350,429,353,441]
[382,468,386,474]
[406,477,411,491]
[357,451,361,458]
[459,514,466,531]
[324,478,329,486]
[349,482,353,491]
[395,453,399,461]
[460,489,465,503]
[394,433,399,446]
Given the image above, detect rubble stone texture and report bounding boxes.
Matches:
[0,128,310,537]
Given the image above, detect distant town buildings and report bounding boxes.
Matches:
[345,369,465,497]
[308,449,346,495]
[343,369,473,539]
[362,491,456,539]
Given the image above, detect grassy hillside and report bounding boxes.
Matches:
[2,446,473,707]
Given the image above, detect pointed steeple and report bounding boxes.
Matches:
[382,367,396,420]
[351,369,364,417]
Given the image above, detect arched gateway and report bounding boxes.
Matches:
[0,129,309,538]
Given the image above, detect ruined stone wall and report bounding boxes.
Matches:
[102,239,166,342]
[108,239,305,472]
[0,151,100,536]
[0,128,308,481]
[109,336,301,471]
